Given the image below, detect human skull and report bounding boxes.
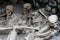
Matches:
[23,3,32,18]
[5,5,14,15]
[23,3,32,11]
[48,15,58,23]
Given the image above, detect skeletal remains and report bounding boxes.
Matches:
[24,9,58,40]
[0,5,14,26]
[0,3,59,40]
[0,5,14,17]
[5,5,14,21]
[22,3,32,26]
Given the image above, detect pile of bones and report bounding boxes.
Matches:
[0,3,59,40]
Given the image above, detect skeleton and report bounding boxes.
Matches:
[0,5,14,26]
[24,9,58,40]
[36,10,58,40]
[22,3,32,26]
[5,5,14,25]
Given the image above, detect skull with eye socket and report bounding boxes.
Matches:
[0,5,14,21]
[22,3,32,26]
[5,5,14,16]
[23,3,32,18]
[23,3,32,11]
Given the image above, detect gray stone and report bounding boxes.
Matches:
[57,0,60,3]
[52,8,56,14]
[49,1,57,7]
[42,0,48,3]
[58,4,60,9]
[38,0,43,2]
[45,5,51,11]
